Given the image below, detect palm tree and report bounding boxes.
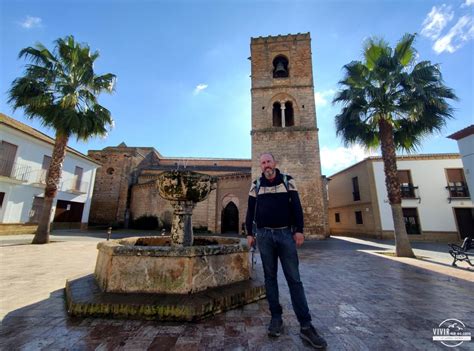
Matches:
[8,36,116,244]
[333,33,457,257]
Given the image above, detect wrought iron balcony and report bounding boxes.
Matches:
[446,183,470,202]
[0,159,31,183]
[400,184,421,203]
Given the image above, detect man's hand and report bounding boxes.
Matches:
[293,232,304,247]
[247,235,256,248]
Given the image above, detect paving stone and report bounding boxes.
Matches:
[1,236,473,350]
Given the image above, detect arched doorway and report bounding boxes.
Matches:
[221,201,239,233]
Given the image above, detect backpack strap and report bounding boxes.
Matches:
[282,173,289,192]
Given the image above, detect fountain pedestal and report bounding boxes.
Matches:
[156,170,216,247]
[170,201,195,246]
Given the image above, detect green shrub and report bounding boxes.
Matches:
[132,215,159,230]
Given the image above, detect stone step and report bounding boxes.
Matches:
[65,273,266,321]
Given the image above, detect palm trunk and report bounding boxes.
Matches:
[379,119,415,258]
[32,133,69,244]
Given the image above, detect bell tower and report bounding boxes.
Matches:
[250,33,328,237]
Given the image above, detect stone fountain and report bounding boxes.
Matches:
[156,170,216,247]
[65,170,265,321]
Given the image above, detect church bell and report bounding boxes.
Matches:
[274,61,287,77]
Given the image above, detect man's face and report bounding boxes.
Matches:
[260,153,276,179]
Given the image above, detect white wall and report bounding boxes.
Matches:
[0,125,99,224]
[373,158,473,232]
[457,134,474,195]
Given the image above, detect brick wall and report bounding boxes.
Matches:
[88,148,144,225]
[250,33,328,237]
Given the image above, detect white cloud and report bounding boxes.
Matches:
[193,83,208,95]
[421,5,454,39]
[321,145,379,175]
[462,0,473,7]
[433,15,474,53]
[19,15,42,29]
[314,89,336,107]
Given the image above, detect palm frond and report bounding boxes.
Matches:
[8,35,116,139]
[333,33,457,155]
[363,37,390,70]
[394,33,416,67]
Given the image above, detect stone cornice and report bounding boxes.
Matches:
[217,173,251,181]
[251,126,317,135]
[251,85,314,91]
[251,33,310,44]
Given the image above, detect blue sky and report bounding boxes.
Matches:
[1,0,473,175]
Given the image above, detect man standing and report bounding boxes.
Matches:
[246,153,327,349]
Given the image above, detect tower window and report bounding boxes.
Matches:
[273,56,289,78]
[355,211,363,224]
[272,102,282,127]
[285,101,294,126]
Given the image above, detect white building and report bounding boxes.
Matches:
[448,125,474,197]
[328,154,473,242]
[0,113,100,234]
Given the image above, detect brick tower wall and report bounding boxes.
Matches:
[250,33,328,237]
[88,148,144,226]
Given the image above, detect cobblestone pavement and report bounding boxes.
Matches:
[1,234,473,350]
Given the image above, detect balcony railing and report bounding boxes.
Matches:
[400,183,421,203]
[446,183,470,202]
[61,177,89,194]
[0,159,89,194]
[0,160,31,182]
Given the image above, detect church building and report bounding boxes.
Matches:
[88,33,329,237]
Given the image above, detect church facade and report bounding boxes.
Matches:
[87,144,251,233]
[88,33,328,237]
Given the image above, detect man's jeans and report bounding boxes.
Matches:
[256,227,312,327]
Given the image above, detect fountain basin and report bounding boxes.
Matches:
[156,170,216,202]
[94,236,250,294]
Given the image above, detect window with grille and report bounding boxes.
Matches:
[398,170,416,198]
[402,208,421,234]
[352,177,360,201]
[446,169,469,198]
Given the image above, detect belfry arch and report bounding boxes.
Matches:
[270,94,298,128]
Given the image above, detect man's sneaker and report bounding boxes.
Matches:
[300,325,327,349]
[267,318,283,337]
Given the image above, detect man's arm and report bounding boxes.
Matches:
[288,178,304,247]
[288,178,304,234]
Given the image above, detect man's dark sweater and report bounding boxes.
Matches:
[246,169,304,236]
